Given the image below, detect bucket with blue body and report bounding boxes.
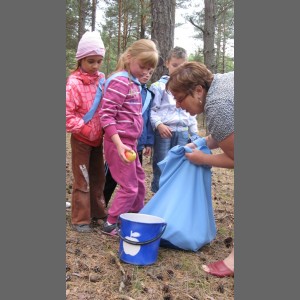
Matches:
[118,213,167,265]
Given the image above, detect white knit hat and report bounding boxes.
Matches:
[75,31,106,61]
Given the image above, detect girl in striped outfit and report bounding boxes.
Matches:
[99,39,159,235]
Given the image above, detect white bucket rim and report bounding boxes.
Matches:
[120,213,165,224]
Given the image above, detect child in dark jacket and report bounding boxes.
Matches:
[103,69,155,207]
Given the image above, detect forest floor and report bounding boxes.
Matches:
[65,127,234,300]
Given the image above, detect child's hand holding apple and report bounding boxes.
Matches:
[124,150,137,162]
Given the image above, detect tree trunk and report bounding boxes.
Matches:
[151,0,176,82]
[78,0,87,41]
[91,0,97,31]
[215,22,220,71]
[203,0,216,72]
[140,0,146,39]
[221,1,227,73]
[123,9,128,51]
[118,0,122,58]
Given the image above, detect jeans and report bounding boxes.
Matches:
[151,130,189,193]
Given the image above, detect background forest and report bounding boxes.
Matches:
[66,0,234,82]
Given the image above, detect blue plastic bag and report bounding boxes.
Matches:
[139,138,217,251]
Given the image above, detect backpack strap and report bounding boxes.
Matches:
[83,71,141,124]
[82,76,105,124]
[104,71,141,93]
[142,88,153,115]
[104,71,129,93]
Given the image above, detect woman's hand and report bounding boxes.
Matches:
[186,147,234,169]
[185,142,196,149]
[185,149,208,165]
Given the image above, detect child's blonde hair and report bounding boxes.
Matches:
[115,39,159,74]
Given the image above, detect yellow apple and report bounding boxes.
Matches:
[125,150,137,162]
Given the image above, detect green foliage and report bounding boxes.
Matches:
[66,49,77,78]
[188,48,205,63]
[66,0,79,50]
[188,47,233,73]
[185,0,234,73]
[66,0,234,76]
[66,0,79,77]
[223,56,234,72]
[66,0,96,77]
[99,0,152,75]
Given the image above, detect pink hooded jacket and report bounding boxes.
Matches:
[66,69,105,147]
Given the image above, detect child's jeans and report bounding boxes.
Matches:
[151,130,189,193]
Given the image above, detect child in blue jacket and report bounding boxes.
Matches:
[103,69,155,206]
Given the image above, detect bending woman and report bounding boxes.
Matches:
[166,61,234,278]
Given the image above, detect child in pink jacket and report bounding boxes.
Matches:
[66,31,107,233]
[99,39,159,236]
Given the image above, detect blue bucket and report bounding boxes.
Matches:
[118,213,167,265]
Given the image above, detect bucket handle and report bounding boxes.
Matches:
[117,222,167,246]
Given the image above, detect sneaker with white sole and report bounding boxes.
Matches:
[101,221,118,236]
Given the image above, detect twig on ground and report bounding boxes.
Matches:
[109,251,127,292]
[114,295,136,300]
[183,293,198,300]
[109,251,125,275]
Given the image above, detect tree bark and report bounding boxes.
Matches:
[118,0,122,57]
[151,0,176,82]
[221,2,226,73]
[140,0,146,39]
[203,0,216,72]
[91,0,97,31]
[78,0,87,41]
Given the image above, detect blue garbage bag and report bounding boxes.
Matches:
[140,138,217,251]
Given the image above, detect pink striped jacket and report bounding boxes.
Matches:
[99,73,143,146]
